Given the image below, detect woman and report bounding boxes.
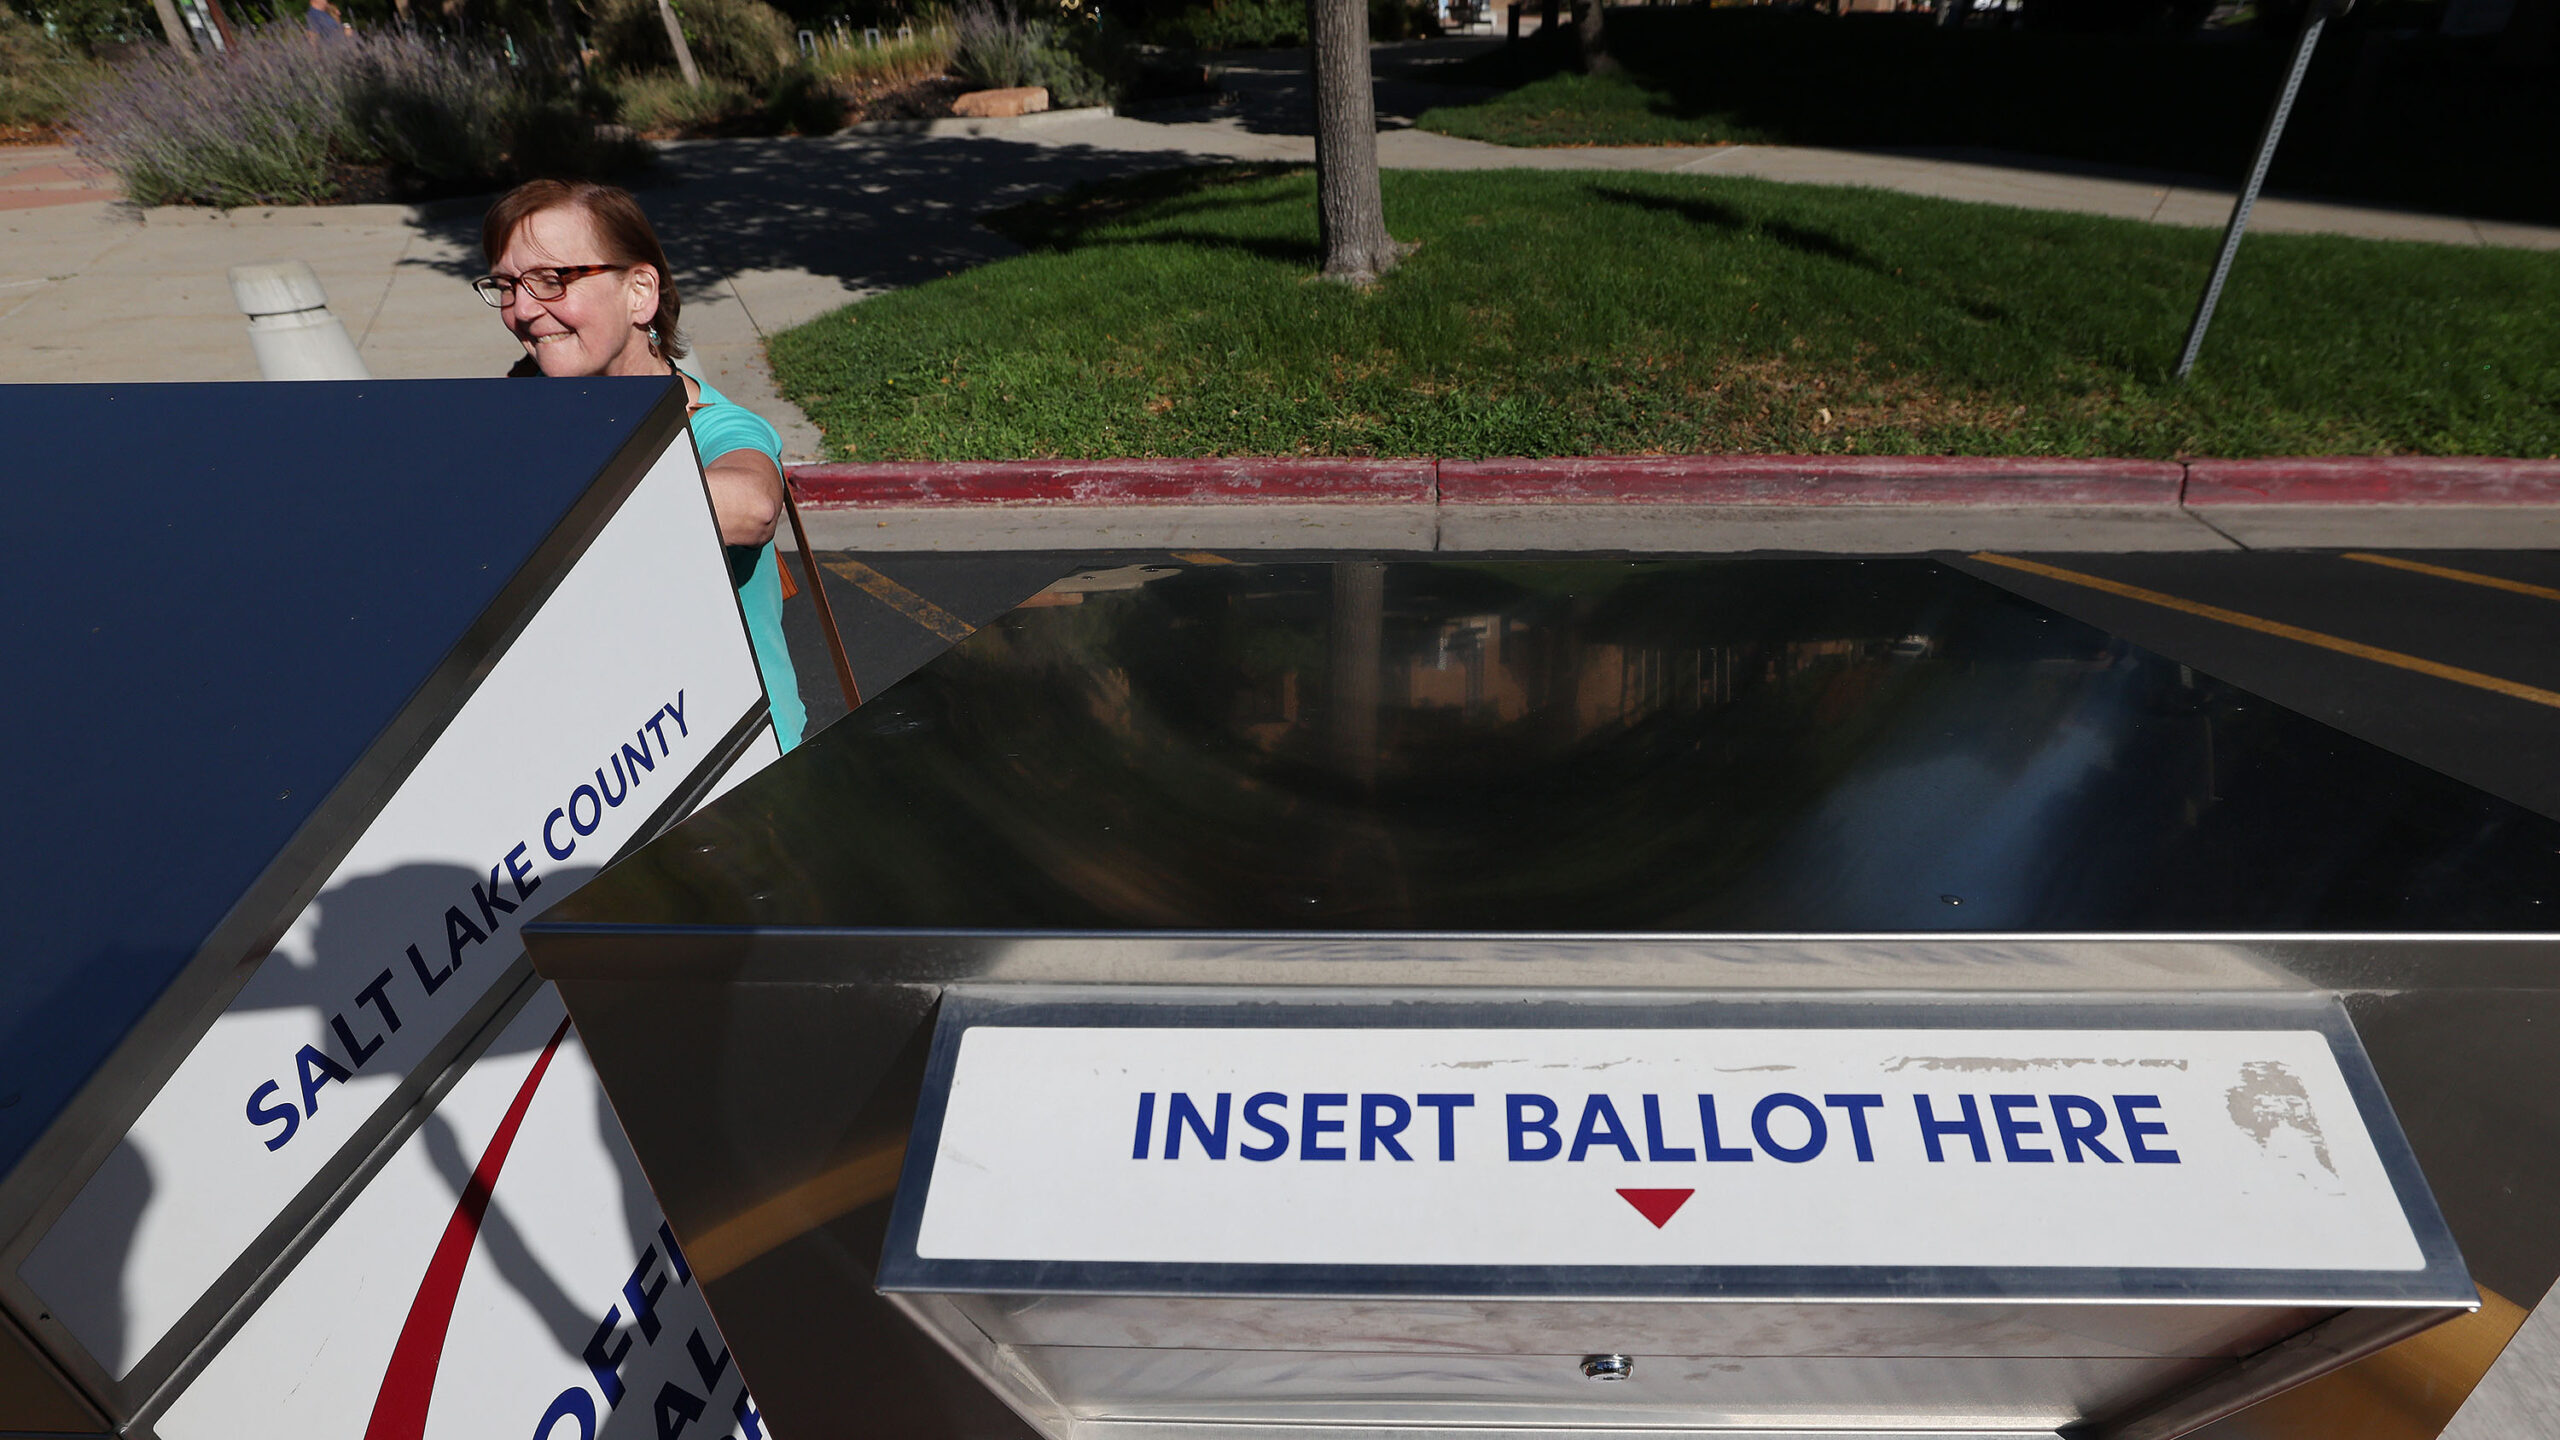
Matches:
[475,180,806,751]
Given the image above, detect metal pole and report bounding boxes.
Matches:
[2173,0,2333,382]
[780,480,864,713]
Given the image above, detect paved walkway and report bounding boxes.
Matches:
[4,46,2552,462]
[0,146,117,211]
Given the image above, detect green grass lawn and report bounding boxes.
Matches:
[1410,11,2560,226]
[765,165,2560,462]
[1417,70,1783,148]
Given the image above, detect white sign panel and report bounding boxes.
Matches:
[23,434,771,1375]
[915,1025,2425,1274]
[155,986,771,1440]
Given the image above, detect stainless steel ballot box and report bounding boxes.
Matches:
[525,558,2560,1440]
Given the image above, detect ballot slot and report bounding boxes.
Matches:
[876,985,2473,1438]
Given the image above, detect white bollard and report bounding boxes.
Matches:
[228,261,371,381]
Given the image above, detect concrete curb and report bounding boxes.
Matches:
[785,454,2560,552]
[792,457,1432,505]
[790,459,1434,549]
[2184,457,2560,548]
[2184,457,2560,505]
[1438,455,2187,507]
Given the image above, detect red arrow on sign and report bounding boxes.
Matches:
[1616,1188,1694,1228]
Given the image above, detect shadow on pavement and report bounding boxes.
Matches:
[397,35,1503,318]
[401,131,1279,306]
[1114,38,1502,138]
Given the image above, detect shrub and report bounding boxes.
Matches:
[952,1,1039,85]
[952,0,1128,104]
[611,68,755,130]
[1150,0,1303,49]
[592,0,797,86]
[341,32,524,184]
[606,62,843,135]
[604,62,844,134]
[1367,0,1441,38]
[355,35,650,187]
[806,23,954,86]
[72,27,644,206]
[507,92,655,173]
[15,0,153,49]
[1,4,104,130]
[73,29,357,204]
[759,62,847,131]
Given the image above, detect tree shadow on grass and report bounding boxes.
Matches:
[1025,227,1324,267]
[985,163,1309,252]
[1584,181,1877,270]
[1585,181,2010,325]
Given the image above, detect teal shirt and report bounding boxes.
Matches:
[687,381,806,752]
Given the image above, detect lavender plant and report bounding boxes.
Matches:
[74,27,642,206]
[341,31,525,186]
[73,30,360,205]
[951,0,1124,107]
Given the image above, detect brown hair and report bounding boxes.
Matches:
[481,179,687,361]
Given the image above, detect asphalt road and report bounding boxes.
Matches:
[777,550,1094,733]
[778,546,2560,824]
[1948,548,2560,824]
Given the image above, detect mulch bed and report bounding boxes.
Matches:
[840,73,969,123]
[632,74,966,140]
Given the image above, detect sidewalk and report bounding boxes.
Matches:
[4,56,2554,465]
[0,146,117,211]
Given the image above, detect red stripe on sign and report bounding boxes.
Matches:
[362,1016,575,1440]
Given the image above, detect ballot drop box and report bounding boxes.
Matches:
[0,380,780,1439]
[526,559,2560,1440]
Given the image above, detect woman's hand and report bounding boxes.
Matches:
[705,449,784,548]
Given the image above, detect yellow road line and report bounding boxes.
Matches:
[1969,552,2560,711]
[1171,550,1235,565]
[821,558,975,645]
[2343,551,2560,604]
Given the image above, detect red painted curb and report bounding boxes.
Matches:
[790,458,1434,507]
[1439,456,2185,507]
[784,455,2560,509]
[2186,457,2560,506]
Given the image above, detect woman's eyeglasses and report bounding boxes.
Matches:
[471,264,626,306]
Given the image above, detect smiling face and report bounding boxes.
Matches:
[491,204,664,378]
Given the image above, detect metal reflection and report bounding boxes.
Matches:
[532,558,2560,1440]
[595,558,2560,935]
